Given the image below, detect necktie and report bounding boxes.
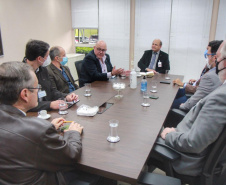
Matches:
[149,52,157,69]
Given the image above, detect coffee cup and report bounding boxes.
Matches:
[38,110,47,118]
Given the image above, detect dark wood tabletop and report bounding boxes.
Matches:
[28,73,183,184]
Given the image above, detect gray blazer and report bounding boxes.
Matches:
[180,67,222,111]
[163,83,226,176]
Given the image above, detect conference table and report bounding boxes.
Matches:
[28,73,183,185]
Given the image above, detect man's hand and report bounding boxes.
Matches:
[173,78,184,86]
[112,66,124,76]
[160,127,176,140]
[64,122,83,134]
[50,100,65,109]
[146,68,158,74]
[51,117,66,129]
[188,79,196,85]
[66,93,79,102]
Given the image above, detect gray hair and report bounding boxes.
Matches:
[0,62,34,105]
[221,40,226,59]
[49,46,61,61]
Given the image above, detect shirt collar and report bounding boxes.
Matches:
[17,108,26,116]
[97,55,106,63]
[153,50,160,55]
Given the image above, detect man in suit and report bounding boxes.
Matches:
[23,40,79,112]
[47,46,79,93]
[173,40,223,95]
[138,39,170,74]
[172,41,223,112]
[148,40,226,176]
[79,40,123,87]
[172,40,223,109]
[0,62,84,184]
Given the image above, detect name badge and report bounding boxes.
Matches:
[38,90,47,98]
[158,61,162,68]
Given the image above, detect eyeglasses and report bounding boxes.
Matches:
[96,48,107,52]
[204,53,215,59]
[27,84,42,92]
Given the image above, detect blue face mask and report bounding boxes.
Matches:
[60,57,68,66]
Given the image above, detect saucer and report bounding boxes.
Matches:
[37,114,51,120]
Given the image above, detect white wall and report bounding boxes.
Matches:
[0,0,75,63]
[99,0,130,70]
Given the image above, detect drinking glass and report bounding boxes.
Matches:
[150,81,157,93]
[59,101,68,115]
[84,83,91,97]
[107,119,120,143]
[112,82,125,98]
[141,91,150,107]
[165,70,170,80]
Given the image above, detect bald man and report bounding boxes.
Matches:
[79,40,123,87]
[47,46,79,93]
[138,39,170,74]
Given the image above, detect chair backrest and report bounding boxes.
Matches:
[201,126,226,185]
[74,60,83,79]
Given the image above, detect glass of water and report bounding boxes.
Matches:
[59,101,68,115]
[107,119,120,143]
[84,83,91,97]
[141,91,150,107]
[165,70,170,80]
[150,81,157,93]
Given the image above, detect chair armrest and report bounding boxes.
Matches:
[138,172,181,185]
[185,93,193,99]
[153,144,181,161]
[171,108,187,117]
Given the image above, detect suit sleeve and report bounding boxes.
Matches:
[165,95,226,153]
[83,55,109,81]
[180,74,215,111]
[158,53,170,74]
[28,101,51,112]
[46,67,58,91]
[138,52,148,72]
[36,126,82,171]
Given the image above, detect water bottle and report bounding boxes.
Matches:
[141,76,147,92]
[130,69,137,89]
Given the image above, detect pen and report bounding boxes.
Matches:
[63,121,74,123]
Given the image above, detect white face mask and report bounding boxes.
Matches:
[206,58,211,69]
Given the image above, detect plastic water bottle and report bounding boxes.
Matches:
[141,76,147,92]
[130,69,137,89]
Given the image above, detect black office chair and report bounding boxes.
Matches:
[148,126,226,185]
[74,60,83,80]
[164,108,187,128]
[138,171,181,185]
[69,172,181,185]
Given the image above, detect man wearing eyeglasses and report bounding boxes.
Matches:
[23,40,79,112]
[79,40,124,87]
[171,40,222,111]
[0,62,87,184]
[148,40,226,177]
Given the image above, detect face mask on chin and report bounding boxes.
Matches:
[216,59,226,75]
[60,57,68,66]
[206,58,211,69]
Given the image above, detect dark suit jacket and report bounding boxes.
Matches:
[47,63,79,93]
[22,59,67,112]
[138,50,170,73]
[79,50,113,87]
[28,66,67,112]
[0,104,82,185]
